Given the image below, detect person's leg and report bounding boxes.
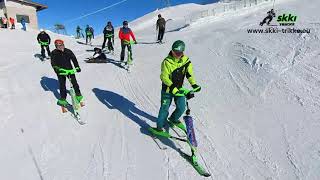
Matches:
[102,37,107,49]
[168,95,186,123]
[158,29,161,41]
[159,28,165,42]
[69,74,81,96]
[41,45,46,58]
[127,44,132,60]
[260,17,268,26]
[46,46,51,57]
[157,91,173,129]
[120,42,126,61]
[86,35,88,44]
[267,16,273,25]
[107,38,112,51]
[57,75,67,99]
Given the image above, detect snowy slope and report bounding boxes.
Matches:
[1,0,320,179]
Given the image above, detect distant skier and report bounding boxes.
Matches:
[90,26,95,39]
[102,21,114,53]
[21,17,26,31]
[260,9,276,26]
[50,39,83,107]
[150,40,201,134]
[2,16,8,28]
[37,29,51,60]
[86,47,107,63]
[118,20,137,62]
[76,25,84,39]
[9,17,15,29]
[156,14,166,43]
[85,25,93,45]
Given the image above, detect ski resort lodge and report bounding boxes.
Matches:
[0,0,47,29]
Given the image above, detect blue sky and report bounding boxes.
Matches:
[36,0,217,35]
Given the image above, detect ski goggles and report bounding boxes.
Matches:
[172,50,183,57]
[55,43,64,47]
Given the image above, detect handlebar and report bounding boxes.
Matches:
[58,68,77,76]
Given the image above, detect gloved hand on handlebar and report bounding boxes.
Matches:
[192,84,201,92]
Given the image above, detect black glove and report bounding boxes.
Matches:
[76,67,81,72]
[186,91,195,100]
[192,84,201,92]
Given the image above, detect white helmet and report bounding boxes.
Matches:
[40,28,45,32]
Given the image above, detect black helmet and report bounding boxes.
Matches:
[107,21,111,25]
[94,47,101,53]
[158,14,161,18]
[123,20,128,26]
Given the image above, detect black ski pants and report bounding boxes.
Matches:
[57,74,81,99]
[86,35,92,44]
[102,37,114,51]
[157,28,165,42]
[120,42,132,61]
[41,45,51,58]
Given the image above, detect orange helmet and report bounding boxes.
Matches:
[54,39,64,45]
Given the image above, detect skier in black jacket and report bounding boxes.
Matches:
[156,14,166,43]
[37,29,51,59]
[102,21,114,53]
[51,39,83,106]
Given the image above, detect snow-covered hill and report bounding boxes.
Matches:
[1,0,320,179]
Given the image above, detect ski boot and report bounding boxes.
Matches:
[57,99,68,107]
[76,95,85,107]
[57,99,68,113]
[148,127,170,138]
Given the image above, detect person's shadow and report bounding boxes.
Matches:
[92,88,181,151]
[40,76,60,99]
[107,58,128,70]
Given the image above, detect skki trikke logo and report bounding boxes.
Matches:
[260,9,298,26]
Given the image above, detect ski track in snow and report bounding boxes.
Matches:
[281,124,303,180]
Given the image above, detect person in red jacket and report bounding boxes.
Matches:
[9,17,15,29]
[118,20,137,62]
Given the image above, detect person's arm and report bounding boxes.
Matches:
[37,34,40,43]
[50,52,59,73]
[129,29,136,42]
[103,27,106,34]
[48,35,51,44]
[112,28,115,43]
[69,50,80,69]
[118,29,123,40]
[186,61,196,86]
[186,61,201,92]
[156,19,159,30]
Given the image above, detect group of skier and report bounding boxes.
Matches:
[35,13,209,176]
[36,13,201,130]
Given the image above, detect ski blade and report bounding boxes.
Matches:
[148,127,187,142]
[181,153,211,177]
[167,121,187,137]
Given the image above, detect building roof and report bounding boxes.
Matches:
[10,0,47,11]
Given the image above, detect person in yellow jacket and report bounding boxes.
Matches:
[151,40,201,134]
